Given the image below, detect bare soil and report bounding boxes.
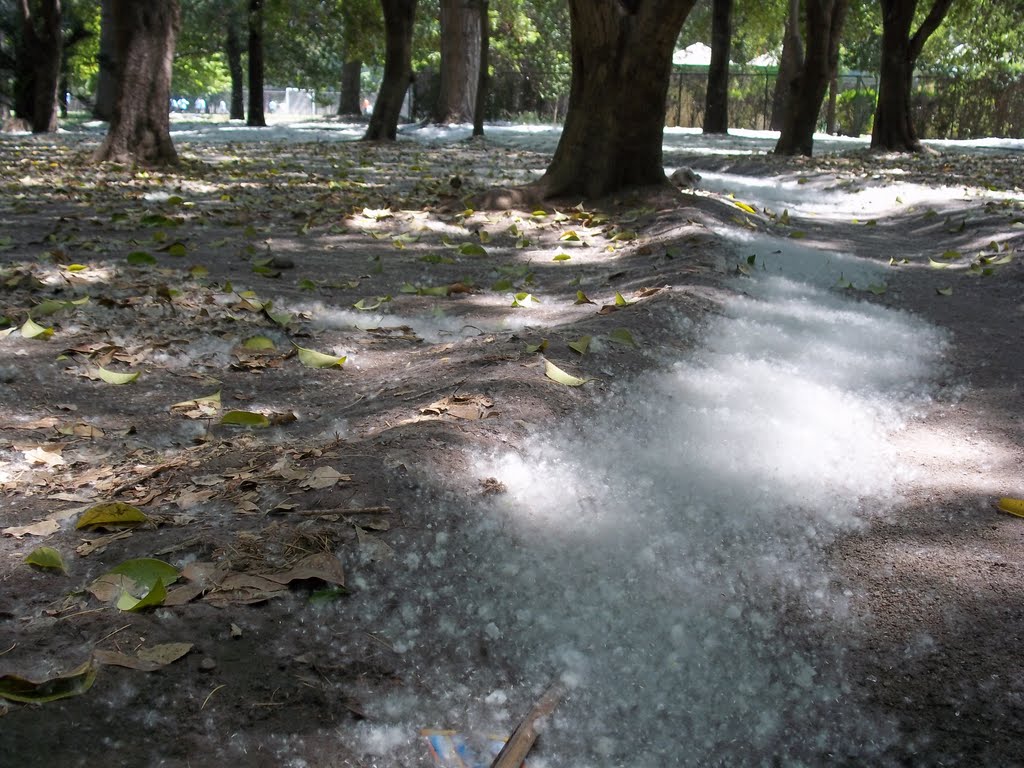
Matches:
[1,125,1022,766]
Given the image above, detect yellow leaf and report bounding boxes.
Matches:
[544,360,591,387]
[76,502,149,529]
[98,367,140,384]
[733,201,757,215]
[295,345,346,368]
[20,317,53,339]
[996,497,1024,518]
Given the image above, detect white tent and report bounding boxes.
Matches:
[747,51,780,68]
[672,43,713,67]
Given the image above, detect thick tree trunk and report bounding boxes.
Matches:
[433,0,481,123]
[774,0,849,156]
[247,0,266,127]
[365,0,417,141]
[338,59,363,115]
[93,0,117,120]
[871,0,954,151]
[703,0,732,134]
[14,0,62,133]
[472,0,489,137]
[225,9,245,120]
[538,0,697,199]
[770,0,802,132]
[94,0,179,165]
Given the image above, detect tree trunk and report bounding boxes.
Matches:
[14,0,62,133]
[538,0,697,199]
[433,0,481,123]
[365,0,417,141]
[93,0,117,120]
[770,0,801,131]
[472,0,489,136]
[338,59,362,115]
[94,0,179,165]
[871,0,954,151]
[703,0,732,134]
[774,0,849,156]
[225,9,245,120]
[247,0,266,127]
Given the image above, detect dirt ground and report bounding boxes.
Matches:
[1,123,1022,766]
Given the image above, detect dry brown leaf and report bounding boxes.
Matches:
[262,552,345,586]
[94,642,193,671]
[23,446,66,467]
[421,394,495,420]
[301,466,352,490]
[2,519,60,539]
[76,529,134,557]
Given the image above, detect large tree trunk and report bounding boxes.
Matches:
[703,0,731,134]
[774,0,849,156]
[247,0,266,127]
[93,0,117,120]
[14,0,62,133]
[538,0,697,199]
[472,0,489,137]
[433,0,481,123]
[338,59,363,115]
[770,0,802,131]
[365,0,417,141]
[871,0,954,151]
[94,0,179,165]
[225,9,245,120]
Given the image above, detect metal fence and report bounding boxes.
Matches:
[666,69,1024,140]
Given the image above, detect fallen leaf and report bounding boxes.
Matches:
[97,367,140,385]
[263,552,345,586]
[295,345,346,369]
[76,502,149,530]
[301,466,351,489]
[0,660,97,703]
[996,497,1024,518]
[94,643,192,672]
[544,360,591,387]
[24,546,67,573]
[2,519,61,538]
[221,410,271,428]
[568,336,591,355]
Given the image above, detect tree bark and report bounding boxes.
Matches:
[774,0,849,156]
[94,0,117,120]
[247,0,266,127]
[433,0,481,123]
[365,0,417,141]
[871,0,954,151]
[703,0,732,134]
[14,0,62,133]
[225,8,245,120]
[770,0,802,131]
[94,0,179,165]
[472,0,489,136]
[537,0,697,199]
[338,59,363,115]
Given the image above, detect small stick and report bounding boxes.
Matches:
[490,682,566,768]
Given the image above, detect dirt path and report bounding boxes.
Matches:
[1,126,1022,766]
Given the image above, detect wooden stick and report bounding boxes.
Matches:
[490,682,566,768]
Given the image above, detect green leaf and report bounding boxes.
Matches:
[353,296,390,311]
[20,317,54,339]
[98,367,140,385]
[24,546,67,573]
[552,252,572,261]
[525,339,548,354]
[611,230,638,242]
[511,292,539,308]
[936,286,954,296]
[788,231,807,239]
[928,258,953,269]
[614,292,633,307]
[833,276,853,290]
[866,283,887,295]
[30,299,69,318]
[221,410,271,427]
[295,345,346,368]
[242,335,276,351]
[0,660,97,704]
[77,502,149,529]
[559,230,582,242]
[575,290,595,305]
[491,278,515,292]
[116,577,167,612]
[298,278,318,290]
[164,242,187,257]
[108,557,179,589]
[568,336,591,355]
[458,242,487,256]
[609,328,637,347]
[544,360,591,387]
[939,250,961,260]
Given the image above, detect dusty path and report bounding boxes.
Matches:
[1,123,1022,766]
